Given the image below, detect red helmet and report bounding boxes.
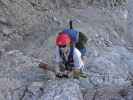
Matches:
[56,32,71,46]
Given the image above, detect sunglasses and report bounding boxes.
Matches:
[59,45,66,48]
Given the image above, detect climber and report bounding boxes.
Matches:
[54,33,85,78]
[54,20,88,78]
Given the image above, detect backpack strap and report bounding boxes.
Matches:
[68,47,74,63]
[67,47,74,70]
[59,49,66,65]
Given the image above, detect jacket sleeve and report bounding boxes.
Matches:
[73,48,84,69]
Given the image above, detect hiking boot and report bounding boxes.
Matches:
[79,72,87,78]
[73,72,88,79]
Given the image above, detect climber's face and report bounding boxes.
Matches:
[59,45,69,53]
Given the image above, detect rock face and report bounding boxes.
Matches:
[0,79,82,100]
[84,85,133,100]
[40,80,83,100]
[0,0,133,100]
[84,46,133,86]
[0,0,128,55]
[0,0,127,52]
[0,52,83,100]
[128,0,133,48]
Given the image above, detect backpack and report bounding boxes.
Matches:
[76,31,88,57]
[63,29,79,44]
[62,20,88,57]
